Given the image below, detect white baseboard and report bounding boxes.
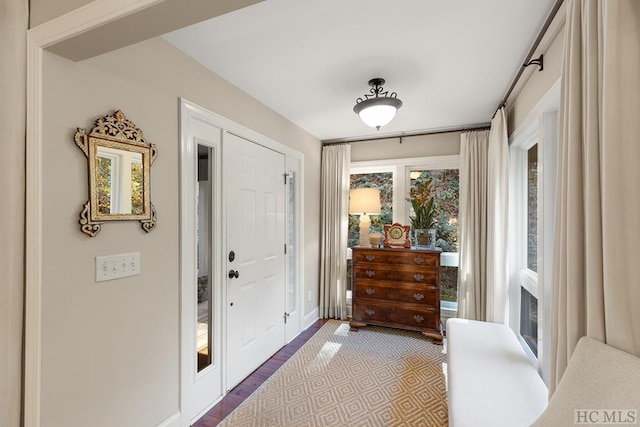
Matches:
[156,411,181,427]
[303,307,319,329]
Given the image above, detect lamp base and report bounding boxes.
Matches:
[358,214,371,247]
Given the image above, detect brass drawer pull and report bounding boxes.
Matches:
[413,314,424,323]
[365,255,375,262]
[365,309,376,316]
[414,293,425,301]
[414,258,425,265]
[414,273,424,282]
[365,288,376,296]
[365,270,375,277]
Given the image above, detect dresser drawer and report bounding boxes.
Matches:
[353,249,439,268]
[354,265,437,285]
[354,282,439,306]
[353,301,438,330]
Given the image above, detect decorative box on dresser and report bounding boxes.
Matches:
[349,247,443,342]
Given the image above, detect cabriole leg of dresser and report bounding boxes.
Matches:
[349,321,367,331]
[421,330,443,344]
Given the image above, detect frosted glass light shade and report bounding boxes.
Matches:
[359,105,397,129]
[353,96,402,130]
[349,188,381,215]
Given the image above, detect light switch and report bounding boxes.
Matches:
[96,252,141,282]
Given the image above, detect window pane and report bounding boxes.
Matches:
[409,170,459,252]
[409,169,459,302]
[348,172,393,248]
[527,145,538,272]
[286,171,297,314]
[196,145,213,372]
[520,287,538,356]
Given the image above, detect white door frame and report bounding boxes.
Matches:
[178,99,305,424]
[179,101,225,423]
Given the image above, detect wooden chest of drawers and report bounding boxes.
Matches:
[349,247,443,342]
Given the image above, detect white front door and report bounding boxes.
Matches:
[225,132,286,389]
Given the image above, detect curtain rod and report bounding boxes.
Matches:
[493,0,565,119]
[321,124,491,146]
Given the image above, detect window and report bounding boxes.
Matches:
[286,171,297,314]
[527,144,538,272]
[511,136,541,358]
[409,169,459,302]
[508,84,559,383]
[347,156,460,307]
[348,172,393,248]
[520,287,538,356]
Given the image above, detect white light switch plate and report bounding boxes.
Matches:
[96,252,141,282]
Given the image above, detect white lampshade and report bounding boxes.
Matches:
[349,188,381,215]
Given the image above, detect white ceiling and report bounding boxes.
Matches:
[163,0,556,141]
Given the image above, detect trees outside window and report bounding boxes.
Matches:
[348,172,393,248]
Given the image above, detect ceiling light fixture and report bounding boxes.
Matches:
[353,78,403,130]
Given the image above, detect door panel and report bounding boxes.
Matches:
[225,132,286,389]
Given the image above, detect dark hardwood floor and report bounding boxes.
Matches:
[193,318,329,426]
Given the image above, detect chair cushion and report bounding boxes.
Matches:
[532,336,640,426]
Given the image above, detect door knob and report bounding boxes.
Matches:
[228,269,239,279]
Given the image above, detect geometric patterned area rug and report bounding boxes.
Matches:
[219,320,448,426]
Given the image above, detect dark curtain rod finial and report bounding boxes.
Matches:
[524,54,544,71]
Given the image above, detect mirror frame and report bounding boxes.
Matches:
[74,110,158,237]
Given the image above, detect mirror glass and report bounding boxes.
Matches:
[96,147,144,215]
[88,136,151,222]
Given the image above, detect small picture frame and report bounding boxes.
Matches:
[383,223,411,248]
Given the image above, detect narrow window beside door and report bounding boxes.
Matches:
[197,144,214,372]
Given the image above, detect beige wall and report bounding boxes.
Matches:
[41,37,320,426]
[507,23,565,134]
[29,0,93,27]
[350,132,461,162]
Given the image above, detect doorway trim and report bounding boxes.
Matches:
[178,99,305,424]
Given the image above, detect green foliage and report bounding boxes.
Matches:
[131,162,143,214]
[97,156,112,214]
[407,177,436,230]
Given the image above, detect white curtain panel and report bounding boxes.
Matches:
[458,109,509,323]
[458,130,489,321]
[0,1,27,426]
[319,144,351,320]
[550,0,640,393]
[486,108,509,323]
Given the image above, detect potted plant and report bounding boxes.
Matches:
[407,177,437,248]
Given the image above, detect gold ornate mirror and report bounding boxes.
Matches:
[74,110,157,237]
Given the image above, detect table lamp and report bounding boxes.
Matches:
[349,188,381,247]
